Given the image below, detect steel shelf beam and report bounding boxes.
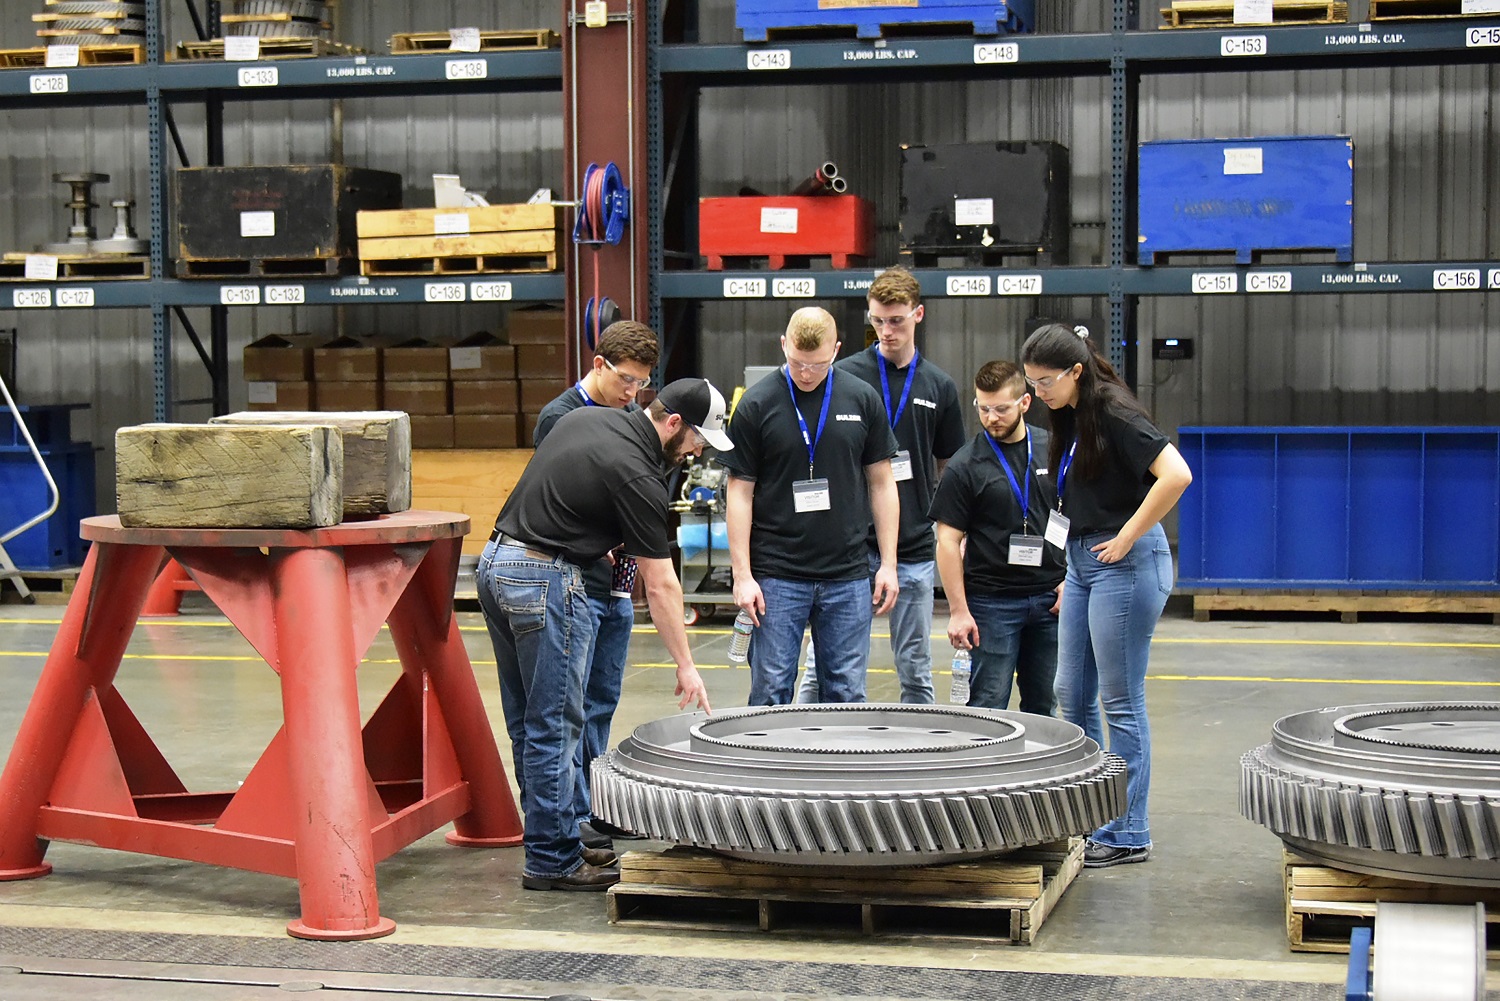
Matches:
[156,49,564,97]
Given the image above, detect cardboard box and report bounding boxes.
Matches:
[520,379,568,413]
[382,380,450,416]
[384,338,450,381]
[452,379,519,415]
[243,334,315,383]
[409,415,455,449]
[522,413,541,448]
[247,380,314,410]
[516,343,568,380]
[506,305,567,344]
[454,414,520,449]
[313,336,381,383]
[448,332,516,382]
[316,380,382,411]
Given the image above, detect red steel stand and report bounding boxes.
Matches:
[0,511,522,940]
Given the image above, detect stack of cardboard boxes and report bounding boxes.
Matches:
[240,306,567,449]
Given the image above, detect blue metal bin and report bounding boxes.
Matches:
[0,443,95,570]
[1138,135,1354,265]
[736,0,1035,40]
[1176,427,1500,591]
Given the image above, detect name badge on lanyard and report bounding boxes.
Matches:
[786,365,835,516]
[879,348,919,483]
[1046,440,1078,549]
[1009,534,1045,566]
[987,429,1042,563]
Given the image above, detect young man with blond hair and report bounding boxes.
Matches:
[722,306,901,705]
[796,267,965,703]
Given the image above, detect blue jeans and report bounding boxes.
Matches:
[749,575,872,705]
[1056,524,1173,850]
[797,557,936,704]
[476,540,595,879]
[967,590,1059,714]
[572,593,633,827]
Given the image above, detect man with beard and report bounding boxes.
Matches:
[928,360,1064,713]
[477,378,730,890]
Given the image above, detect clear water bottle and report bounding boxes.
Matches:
[949,648,971,705]
[728,609,755,664]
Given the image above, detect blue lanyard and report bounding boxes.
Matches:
[575,382,598,406]
[986,429,1033,534]
[876,346,919,430]
[1055,441,1078,511]
[784,366,833,480]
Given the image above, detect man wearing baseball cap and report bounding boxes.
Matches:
[478,376,730,891]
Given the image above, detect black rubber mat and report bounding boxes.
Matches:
[0,926,1340,1000]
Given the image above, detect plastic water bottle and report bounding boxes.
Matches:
[949,649,971,705]
[728,609,754,664]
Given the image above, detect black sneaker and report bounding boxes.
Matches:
[521,862,620,891]
[1083,840,1150,868]
[578,821,614,851]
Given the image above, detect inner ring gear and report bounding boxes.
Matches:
[592,704,1127,866]
[1241,702,1500,886]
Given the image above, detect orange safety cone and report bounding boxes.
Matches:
[141,559,195,617]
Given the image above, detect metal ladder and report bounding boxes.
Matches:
[0,369,60,603]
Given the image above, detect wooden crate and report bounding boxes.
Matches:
[357,205,562,278]
[609,839,1083,944]
[410,448,533,557]
[1185,588,1500,623]
[0,254,149,280]
[0,44,144,68]
[388,29,560,54]
[1283,849,1500,954]
[1371,0,1500,19]
[1160,0,1349,27]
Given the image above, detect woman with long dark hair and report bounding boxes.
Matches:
[1020,324,1192,868]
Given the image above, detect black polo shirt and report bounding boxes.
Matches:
[1060,409,1171,537]
[835,346,966,564]
[929,425,1066,597]
[495,407,671,566]
[720,367,898,581]
[533,386,642,598]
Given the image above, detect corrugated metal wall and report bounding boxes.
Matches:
[0,1,1495,515]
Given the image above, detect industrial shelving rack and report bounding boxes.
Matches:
[4,4,1500,414]
[646,8,1500,375]
[0,2,565,419]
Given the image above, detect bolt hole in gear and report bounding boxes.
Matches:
[1241,702,1500,886]
[592,704,1127,867]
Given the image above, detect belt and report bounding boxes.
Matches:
[490,531,559,562]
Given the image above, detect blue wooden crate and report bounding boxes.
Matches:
[736,0,1035,40]
[1137,135,1353,265]
[1176,427,1500,591]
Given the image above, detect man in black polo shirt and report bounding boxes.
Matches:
[723,306,900,706]
[795,267,965,704]
[478,378,730,891]
[532,320,658,855]
[929,360,1065,713]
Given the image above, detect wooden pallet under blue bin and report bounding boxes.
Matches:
[736,0,1036,41]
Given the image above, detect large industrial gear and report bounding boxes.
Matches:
[592,704,1127,866]
[1241,702,1500,886]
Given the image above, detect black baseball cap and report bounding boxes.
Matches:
[655,378,733,451]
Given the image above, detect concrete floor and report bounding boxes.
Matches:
[0,597,1497,998]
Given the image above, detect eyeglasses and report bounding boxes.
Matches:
[660,406,708,448]
[603,356,651,390]
[974,399,1020,418]
[867,310,918,329]
[785,356,834,376]
[1025,370,1073,392]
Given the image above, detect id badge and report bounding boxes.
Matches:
[1044,510,1071,549]
[1008,534,1045,567]
[793,478,832,513]
[890,450,914,482]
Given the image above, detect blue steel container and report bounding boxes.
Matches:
[1176,427,1500,590]
[737,0,1035,40]
[0,443,95,569]
[1137,135,1354,265]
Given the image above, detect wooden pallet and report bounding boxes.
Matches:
[1160,0,1349,28]
[608,838,1083,944]
[1184,588,1500,623]
[0,43,144,67]
[360,251,557,277]
[175,256,348,278]
[170,37,362,61]
[0,254,149,280]
[1283,849,1500,954]
[0,567,82,606]
[1370,0,1500,19]
[388,29,560,54]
